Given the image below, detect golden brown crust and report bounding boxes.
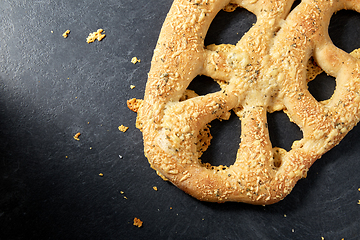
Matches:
[138,0,360,204]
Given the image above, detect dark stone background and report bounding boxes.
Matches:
[1,1,359,239]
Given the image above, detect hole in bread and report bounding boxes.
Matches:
[200,112,241,167]
[267,111,302,151]
[329,10,360,53]
[290,0,301,11]
[308,72,336,102]
[204,6,256,46]
[305,57,336,102]
[187,75,221,96]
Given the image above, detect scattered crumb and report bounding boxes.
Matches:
[127,98,143,112]
[62,30,70,38]
[284,214,287,217]
[86,29,106,43]
[65,156,68,158]
[358,188,360,192]
[358,200,360,204]
[119,155,123,159]
[120,191,127,199]
[170,207,172,210]
[130,85,135,89]
[99,173,104,177]
[118,125,129,132]
[87,122,90,124]
[153,186,158,191]
[89,147,92,150]
[51,30,53,33]
[321,237,324,240]
[133,217,143,228]
[73,132,81,141]
[131,57,141,64]
[291,229,294,233]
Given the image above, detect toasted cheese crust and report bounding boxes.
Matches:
[137,0,360,204]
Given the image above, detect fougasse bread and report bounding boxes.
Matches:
[133,0,360,204]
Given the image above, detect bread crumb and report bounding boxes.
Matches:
[127,98,143,112]
[358,200,360,204]
[133,217,143,228]
[131,57,141,64]
[130,85,135,89]
[358,188,360,192]
[65,156,68,158]
[99,173,104,177]
[73,132,81,141]
[170,207,172,210]
[118,125,129,132]
[153,186,158,191]
[86,29,106,43]
[120,190,127,199]
[62,30,70,38]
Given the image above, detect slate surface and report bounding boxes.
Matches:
[1,0,360,239]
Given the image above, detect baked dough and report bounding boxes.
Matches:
[137,0,360,204]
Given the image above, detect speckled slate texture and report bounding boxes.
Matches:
[1,0,360,239]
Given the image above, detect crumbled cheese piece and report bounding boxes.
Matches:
[153,186,158,191]
[131,57,141,64]
[130,85,135,89]
[73,132,81,141]
[127,98,143,112]
[118,125,129,132]
[120,191,127,198]
[62,30,70,38]
[133,217,143,228]
[86,29,106,43]
[99,173,104,177]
